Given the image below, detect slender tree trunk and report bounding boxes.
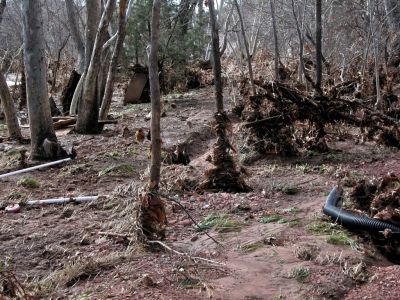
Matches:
[76,0,116,134]
[149,0,162,190]
[209,0,224,112]
[234,0,256,95]
[99,0,128,120]
[0,0,22,140]
[315,0,323,89]
[22,0,58,159]
[270,0,280,81]
[70,0,101,116]
[65,0,85,74]
[0,73,22,140]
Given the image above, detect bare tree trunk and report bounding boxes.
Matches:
[291,0,307,84]
[76,0,116,134]
[315,0,323,89]
[65,0,85,74]
[0,0,22,140]
[270,0,280,81]
[22,0,58,159]
[137,0,166,242]
[99,0,128,120]
[234,0,256,95]
[149,0,162,190]
[0,73,22,140]
[209,0,224,112]
[69,0,101,116]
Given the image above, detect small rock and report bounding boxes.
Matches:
[191,235,199,242]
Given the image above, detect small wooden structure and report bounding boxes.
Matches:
[123,64,150,105]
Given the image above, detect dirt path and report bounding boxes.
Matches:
[1,87,400,299]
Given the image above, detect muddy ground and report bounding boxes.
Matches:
[1,86,400,299]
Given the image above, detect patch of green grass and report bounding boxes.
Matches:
[289,267,310,283]
[18,177,40,188]
[101,151,122,159]
[295,163,312,174]
[327,231,355,246]
[308,220,337,235]
[98,164,135,177]
[260,214,287,224]
[126,148,139,156]
[239,242,264,253]
[288,219,302,227]
[196,213,241,232]
[66,163,90,175]
[5,149,19,157]
[0,124,6,132]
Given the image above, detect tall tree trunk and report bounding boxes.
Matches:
[65,0,85,74]
[22,0,58,159]
[99,0,128,120]
[69,0,102,116]
[149,0,162,191]
[0,73,22,140]
[315,0,323,89]
[209,0,224,112]
[0,0,22,140]
[270,0,280,81]
[76,0,116,134]
[234,0,256,95]
[137,0,166,242]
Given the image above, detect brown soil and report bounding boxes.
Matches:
[1,87,400,299]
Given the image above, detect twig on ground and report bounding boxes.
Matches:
[157,192,222,246]
[147,240,226,266]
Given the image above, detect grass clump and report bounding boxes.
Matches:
[196,213,241,232]
[98,164,135,177]
[239,242,264,253]
[308,220,358,249]
[260,214,287,224]
[289,267,310,283]
[18,177,40,188]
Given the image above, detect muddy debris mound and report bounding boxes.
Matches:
[349,173,400,262]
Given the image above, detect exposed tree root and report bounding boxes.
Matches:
[349,174,400,263]
[238,80,400,157]
[199,112,251,193]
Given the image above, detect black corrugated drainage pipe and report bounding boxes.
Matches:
[323,186,400,236]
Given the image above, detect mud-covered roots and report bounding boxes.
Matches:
[349,174,400,262]
[136,193,167,241]
[200,112,251,193]
[239,80,400,159]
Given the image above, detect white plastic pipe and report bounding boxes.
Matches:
[0,158,72,179]
[26,196,98,206]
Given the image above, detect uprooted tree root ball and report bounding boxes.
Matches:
[199,112,251,193]
[349,173,400,262]
[136,192,167,241]
[237,80,400,160]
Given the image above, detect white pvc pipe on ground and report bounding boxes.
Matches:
[0,158,72,179]
[26,196,98,206]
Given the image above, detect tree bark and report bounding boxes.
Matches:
[76,0,116,134]
[270,0,280,81]
[315,0,323,89]
[99,0,128,120]
[208,0,224,112]
[69,0,101,116]
[0,73,22,140]
[234,0,256,95]
[22,0,58,159]
[149,0,162,190]
[0,0,5,25]
[65,0,85,74]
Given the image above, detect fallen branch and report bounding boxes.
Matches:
[157,192,222,246]
[147,240,226,266]
[0,158,72,179]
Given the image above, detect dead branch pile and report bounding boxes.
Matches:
[349,174,400,262]
[237,79,400,157]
